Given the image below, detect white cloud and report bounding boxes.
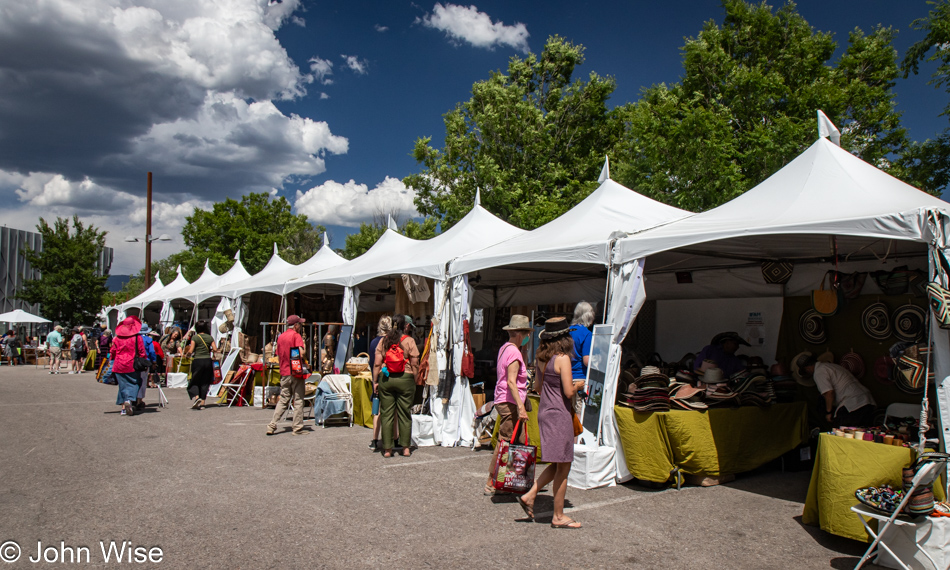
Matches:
[374,24,389,32]
[294,177,418,226]
[319,92,330,100]
[341,54,368,75]
[309,56,334,85]
[418,3,529,53]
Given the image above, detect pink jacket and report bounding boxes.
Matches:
[110,316,146,374]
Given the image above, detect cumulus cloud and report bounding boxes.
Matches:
[341,55,368,75]
[418,3,529,53]
[309,56,334,84]
[294,177,418,226]
[374,24,389,32]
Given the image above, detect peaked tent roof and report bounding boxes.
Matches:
[119,271,164,312]
[225,238,348,298]
[615,137,950,264]
[285,229,419,291]
[166,260,220,304]
[191,253,252,304]
[450,179,691,276]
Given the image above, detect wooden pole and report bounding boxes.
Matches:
[145,172,152,288]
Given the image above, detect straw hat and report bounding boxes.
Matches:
[538,317,571,340]
[791,351,817,387]
[502,315,532,331]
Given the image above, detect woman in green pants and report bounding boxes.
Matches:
[372,314,420,458]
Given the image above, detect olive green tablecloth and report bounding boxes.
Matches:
[614,402,809,484]
[350,375,374,428]
[802,433,946,542]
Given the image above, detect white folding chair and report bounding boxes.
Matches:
[220,366,253,408]
[852,457,947,570]
[319,374,353,427]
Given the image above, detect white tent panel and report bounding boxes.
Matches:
[285,229,418,291]
[166,261,219,304]
[192,254,251,304]
[118,271,164,312]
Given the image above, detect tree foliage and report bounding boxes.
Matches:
[17,216,108,325]
[170,192,327,277]
[614,0,911,210]
[405,35,624,230]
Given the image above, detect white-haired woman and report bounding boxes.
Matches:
[568,301,594,400]
[367,315,392,451]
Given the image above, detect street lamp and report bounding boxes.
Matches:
[126,172,173,288]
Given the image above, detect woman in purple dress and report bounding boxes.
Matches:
[515,317,582,529]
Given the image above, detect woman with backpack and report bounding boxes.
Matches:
[371,314,420,458]
[69,327,87,374]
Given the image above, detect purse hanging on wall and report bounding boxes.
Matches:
[927,248,950,329]
[811,272,839,317]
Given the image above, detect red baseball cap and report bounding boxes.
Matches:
[286,315,306,326]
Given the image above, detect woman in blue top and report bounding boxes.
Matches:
[568,302,594,420]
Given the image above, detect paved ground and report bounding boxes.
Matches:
[0,365,878,569]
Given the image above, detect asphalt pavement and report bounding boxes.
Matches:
[0,365,874,569]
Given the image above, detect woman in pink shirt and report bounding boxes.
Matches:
[110,315,147,417]
[485,314,533,496]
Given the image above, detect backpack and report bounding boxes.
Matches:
[384,335,409,374]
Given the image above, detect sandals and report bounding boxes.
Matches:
[401,449,411,457]
[383,450,393,458]
[551,519,582,529]
[516,496,534,520]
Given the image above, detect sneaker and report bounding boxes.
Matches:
[292,430,309,436]
[266,426,275,436]
[368,439,378,450]
[120,408,127,416]
[191,398,201,410]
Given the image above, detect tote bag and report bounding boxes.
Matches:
[490,419,537,494]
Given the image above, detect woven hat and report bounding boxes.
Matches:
[791,351,817,387]
[892,304,927,342]
[699,367,724,384]
[539,316,571,340]
[502,314,532,331]
[711,331,751,347]
[670,384,708,410]
[839,351,866,379]
[817,350,834,363]
[799,309,826,344]
[862,302,891,341]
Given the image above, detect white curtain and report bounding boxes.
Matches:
[117,309,127,322]
[600,258,646,483]
[159,301,175,330]
[342,286,359,326]
[432,275,476,447]
[429,279,450,444]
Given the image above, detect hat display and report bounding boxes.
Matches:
[699,367,724,384]
[711,331,751,347]
[862,302,891,341]
[539,317,571,340]
[791,351,817,387]
[670,384,708,410]
[839,351,865,379]
[502,315,532,331]
[618,367,671,412]
[799,309,826,344]
[734,374,775,407]
[286,315,306,326]
[892,304,927,342]
[895,344,932,395]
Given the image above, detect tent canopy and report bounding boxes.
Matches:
[190,253,252,304]
[615,138,950,266]
[0,309,50,323]
[118,271,164,312]
[285,229,419,291]
[450,178,691,276]
[167,260,220,305]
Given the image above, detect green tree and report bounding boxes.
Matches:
[897,0,950,195]
[614,0,911,210]
[405,35,624,230]
[179,192,327,275]
[17,216,108,325]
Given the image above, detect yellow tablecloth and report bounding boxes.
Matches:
[350,375,374,428]
[491,394,544,460]
[171,356,193,379]
[614,402,809,483]
[802,433,946,542]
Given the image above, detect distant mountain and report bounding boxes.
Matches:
[106,274,131,292]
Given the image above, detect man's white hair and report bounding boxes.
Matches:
[572,301,595,327]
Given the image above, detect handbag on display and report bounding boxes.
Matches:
[490,419,537,494]
[928,248,950,329]
[416,329,433,386]
[811,272,839,316]
[461,319,475,379]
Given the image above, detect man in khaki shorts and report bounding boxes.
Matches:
[46,325,64,374]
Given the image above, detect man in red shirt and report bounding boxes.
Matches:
[267,315,308,436]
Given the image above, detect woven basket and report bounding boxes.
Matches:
[345,352,370,375]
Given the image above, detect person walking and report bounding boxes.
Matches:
[485,314,533,495]
[367,315,392,451]
[110,315,147,417]
[68,327,86,374]
[515,317,581,529]
[133,323,158,411]
[371,314,420,458]
[185,320,216,410]
[46,325,64,374]
[266,315,308,436]
[95,328,113,372]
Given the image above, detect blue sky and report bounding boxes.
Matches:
[0,1,943,274]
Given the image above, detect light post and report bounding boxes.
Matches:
[125,172,172,288]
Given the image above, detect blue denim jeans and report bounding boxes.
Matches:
[115,372,141,405]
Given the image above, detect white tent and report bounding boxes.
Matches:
[223,236,347,299]
[0,309,50,323]
[190,253,251,305]
[596,133,950,489]
[118,271,164,313]
[121,266,191,314]
[285,229,419,291]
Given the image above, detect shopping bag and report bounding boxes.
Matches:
[491,419,537,494]
[811,273,838,316]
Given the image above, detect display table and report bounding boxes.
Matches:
[614,402,808,484]
[802,433,946,542]
[349,374,374,428]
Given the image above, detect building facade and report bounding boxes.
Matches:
[0,226,114,315]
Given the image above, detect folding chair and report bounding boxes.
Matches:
[220,366,253,408]
[297,373,322,420]
[852,456,948,570]
[884,402,923,427]
[314,374,352,427]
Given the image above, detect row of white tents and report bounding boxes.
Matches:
[104,114,950,488]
